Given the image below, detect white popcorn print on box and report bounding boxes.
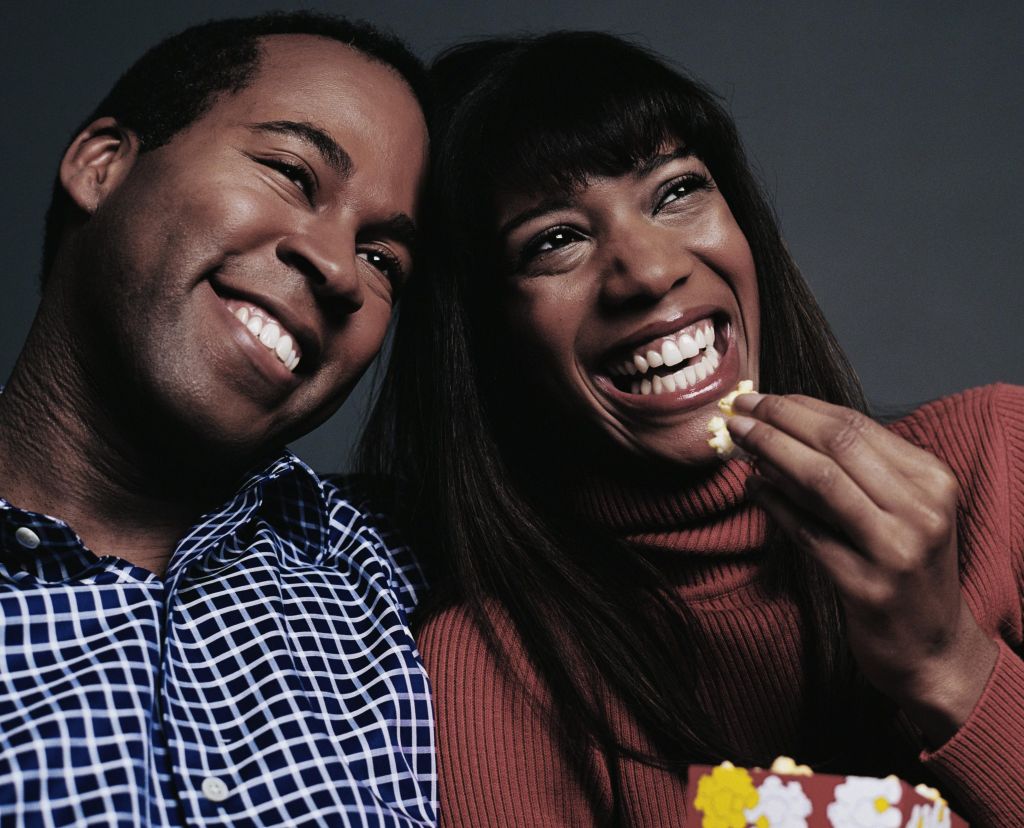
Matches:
[745,775,813,828]
[826,776,902,828]
[905,801,953,828]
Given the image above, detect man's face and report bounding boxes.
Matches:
[64,35,427,460]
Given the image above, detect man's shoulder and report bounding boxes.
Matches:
[318,473,402,545]
[319,473,429,613]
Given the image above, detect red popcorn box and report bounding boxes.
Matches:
[685,761,968,828]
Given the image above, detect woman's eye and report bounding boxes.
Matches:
[657,172,713,210]
[358,248,405,285]
[522,226,584,260]
[263,158,316,199]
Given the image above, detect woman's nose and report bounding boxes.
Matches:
[598,220,693,309]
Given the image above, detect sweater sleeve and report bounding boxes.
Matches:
[911,384,1024,827]
[920,640,1024,827]
[416,605,613,827]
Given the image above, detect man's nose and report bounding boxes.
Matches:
[598,220,693,309]
[276,221,364,313]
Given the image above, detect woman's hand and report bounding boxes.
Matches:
[727,393,998,746]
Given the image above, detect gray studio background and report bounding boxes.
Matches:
[3,2,1021,472]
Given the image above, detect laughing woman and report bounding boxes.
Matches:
[361,33,1024,827]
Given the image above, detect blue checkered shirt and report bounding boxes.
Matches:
[0,453,435,826]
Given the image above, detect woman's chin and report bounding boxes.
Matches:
[576,412,729,476]
[588,341,754,468]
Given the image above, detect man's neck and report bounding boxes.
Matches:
[0,310,244,577]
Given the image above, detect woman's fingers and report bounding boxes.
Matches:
[726,412,899,554]
[747,476,877,597]
[727,393,960,571]
[731,393,942,508]
[729,390,950,513]
[745,444,886,555]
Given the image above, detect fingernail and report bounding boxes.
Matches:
[731,392,764,414]
[727,415,755,439]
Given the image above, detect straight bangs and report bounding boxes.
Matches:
[470,34,727,200]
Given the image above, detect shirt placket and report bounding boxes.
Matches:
[158,486,265,826]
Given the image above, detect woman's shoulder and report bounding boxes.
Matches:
[886,384,1024,536]
[416,602,486,664]
[419,601,616,824]
[886,383,1023,450]
[417,601,538,684]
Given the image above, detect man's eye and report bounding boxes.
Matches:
[262,158,316,199]
[657,172,714,210]
[358,248,405,284]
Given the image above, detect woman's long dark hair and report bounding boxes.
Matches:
[360,32,872,773]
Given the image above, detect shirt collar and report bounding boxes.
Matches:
[0,449,328,584]
[164,449,327,580]
[0,499,111,583]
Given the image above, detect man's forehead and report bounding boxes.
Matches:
[202,34,419,138]
[246,34,393,95]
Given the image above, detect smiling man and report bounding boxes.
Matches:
[0,13,433,826]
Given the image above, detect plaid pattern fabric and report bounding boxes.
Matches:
[0,453,435,827]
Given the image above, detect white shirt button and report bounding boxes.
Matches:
[14,527,40,550]
[201,776,230,803]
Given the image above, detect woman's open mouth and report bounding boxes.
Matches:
[604,315,727,396]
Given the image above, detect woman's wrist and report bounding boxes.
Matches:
[891,605,999,748]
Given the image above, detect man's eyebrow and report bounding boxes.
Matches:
[498,197,574,242]
[246,120,353,176]
[634,145,693,178]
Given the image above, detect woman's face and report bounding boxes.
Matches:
[496,146,759,467]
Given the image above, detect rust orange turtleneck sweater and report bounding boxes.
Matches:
[417,384,1024,827]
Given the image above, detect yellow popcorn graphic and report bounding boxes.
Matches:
[694,762,760,828]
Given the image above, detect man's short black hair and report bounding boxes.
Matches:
[40,11,429,280]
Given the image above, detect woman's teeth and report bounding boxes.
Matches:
[632,349,720,395]
[606,318,721,396]
[233,306,301,372]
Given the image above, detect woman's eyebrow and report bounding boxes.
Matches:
[634,146,692,178]
[246,120,354,177]
[498,197,574,241]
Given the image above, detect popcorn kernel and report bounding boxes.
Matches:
[914,783,946,805]
[707,380,756,458]
[717,379,756,416]
[707,423,735,457]
[769,755,813,777]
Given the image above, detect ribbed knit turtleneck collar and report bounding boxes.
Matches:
[568,457,769,556]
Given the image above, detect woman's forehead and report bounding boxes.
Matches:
[493,142,696,213]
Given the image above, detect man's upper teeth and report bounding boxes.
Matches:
[233,306,301,372]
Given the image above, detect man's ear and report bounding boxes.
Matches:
[58,117,140,216]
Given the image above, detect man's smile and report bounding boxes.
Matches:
[224,299,302,372]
